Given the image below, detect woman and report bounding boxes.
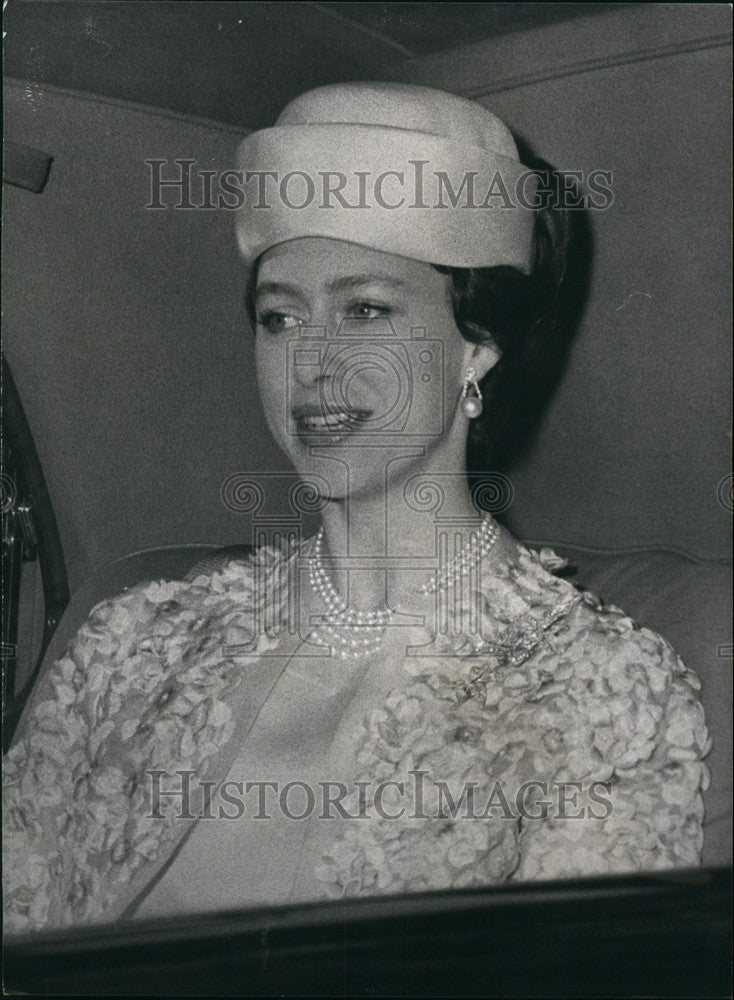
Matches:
[3,83,710,931]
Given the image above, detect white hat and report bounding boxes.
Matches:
[236,82,535,271]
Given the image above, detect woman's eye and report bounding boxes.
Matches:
[348,302,391,320]
[257,311,302,335]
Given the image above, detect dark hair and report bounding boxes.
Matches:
[244,162,585,477]
[434,162,580,477]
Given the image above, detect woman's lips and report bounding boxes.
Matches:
[293,409,372,443]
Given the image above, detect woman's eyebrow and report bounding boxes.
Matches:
[326,274,406,293]
[254,281,302,300]
[255,275,406,300]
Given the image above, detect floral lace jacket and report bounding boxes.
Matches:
[3,533,710,933]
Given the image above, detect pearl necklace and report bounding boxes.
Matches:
[307,515,499,659]
[417,514,499,594]
[308,528,394,659]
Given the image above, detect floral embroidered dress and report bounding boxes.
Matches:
[3,527,710,933]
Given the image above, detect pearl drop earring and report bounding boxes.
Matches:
[461,366,483,419]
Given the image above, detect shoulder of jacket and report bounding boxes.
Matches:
[542,596,709,766]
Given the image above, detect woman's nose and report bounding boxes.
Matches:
[291,349,329,387]
[290,311,334,387]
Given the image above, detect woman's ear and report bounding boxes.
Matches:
[462,339,501,382]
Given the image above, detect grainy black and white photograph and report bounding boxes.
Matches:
[1,2,732,996]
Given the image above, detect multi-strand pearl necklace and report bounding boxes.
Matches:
[308,528,394,659]
[417,514,499,594]
[307,515,499,659]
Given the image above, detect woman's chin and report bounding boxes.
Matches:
[287,456,381,503]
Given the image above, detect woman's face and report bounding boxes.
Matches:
[253,236,479,500]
